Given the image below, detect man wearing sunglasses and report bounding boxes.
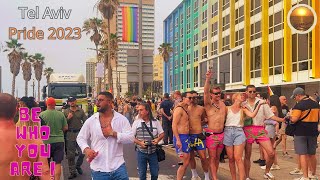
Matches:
[243,85,284,180]
[172,92,192,180]
[188,91,209,180]
[203,70,227,180]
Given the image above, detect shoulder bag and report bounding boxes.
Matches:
[142,120,166,162]
[243,101,260,126]
[285,109,311,136]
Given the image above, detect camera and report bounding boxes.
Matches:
[144,140,152,146]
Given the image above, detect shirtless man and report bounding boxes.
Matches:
[188,91,209,180]
[172,92,192,180]
[204,70,227,180]
[0,93,50,180]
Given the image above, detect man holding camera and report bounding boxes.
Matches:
[132,103,164,180]
[64,97,87,179]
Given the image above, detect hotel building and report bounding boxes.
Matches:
[163,0,320,101]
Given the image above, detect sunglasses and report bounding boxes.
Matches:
[248,91,256,94]
[212,92,221,95]
[186,97,196,100]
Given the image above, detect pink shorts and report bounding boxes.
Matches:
[205,129,224,150]
[243,125,269,144]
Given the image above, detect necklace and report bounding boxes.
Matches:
[212,102,220,110]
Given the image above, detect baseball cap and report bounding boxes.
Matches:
[290,87,305,99]
[67,97,76,102]
[46,97,56,106]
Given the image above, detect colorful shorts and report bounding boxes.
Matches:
[243,125,269,144]
[173,134,191,153]
[189,134,206,151]
[205,129,224,150]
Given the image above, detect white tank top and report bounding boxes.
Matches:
[225,107,243,127]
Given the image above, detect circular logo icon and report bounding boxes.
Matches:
[287,4,317,34]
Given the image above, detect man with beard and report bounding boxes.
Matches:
[77,92,134,179]
[203,70,227,180]
[188,91,209,180]
[64,97,87,179]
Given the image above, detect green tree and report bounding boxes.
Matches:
[83,17,103,93]
[97,0,119,92]
[43,67,54,84]
[158,43,173,63]
[3,39,24,96]
[21,52,33,96]
[32,53,45,101]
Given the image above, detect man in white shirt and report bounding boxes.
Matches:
[243,85,284,180]
[77,92,134,180]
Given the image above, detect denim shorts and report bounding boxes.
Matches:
[223,126,246,146]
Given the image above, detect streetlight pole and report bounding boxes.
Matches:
[0,66,2,93]
[32,79,35,97]
[138,0,143,97]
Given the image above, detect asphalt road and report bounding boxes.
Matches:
[61,144,229,180]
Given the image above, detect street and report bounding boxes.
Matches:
[61,144,229,179]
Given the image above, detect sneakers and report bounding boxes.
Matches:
[309,175,319,180]
[245,178,252,180]
[294,177,309,180]
[264,172,275,180]
[282,152,293,158]
[191,176,201,180]
[259,160,266,166]
[260,164,281,170]
[290,168,303,175]
[253,158,264,163]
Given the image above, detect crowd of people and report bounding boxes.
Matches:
[0,70,320,180]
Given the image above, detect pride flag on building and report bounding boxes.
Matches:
[122,6,138,42]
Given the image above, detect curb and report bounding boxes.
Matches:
[163,142,315,179]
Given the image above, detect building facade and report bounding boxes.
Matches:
[163,0,320,101]
[86,58,96,89]
[108,0,155,97]
[153,55,164,95]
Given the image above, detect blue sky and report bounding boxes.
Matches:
[0,0,181,96]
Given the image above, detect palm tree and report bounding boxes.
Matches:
[158,43,173,92]
[44,67,54,84]
[158,43,173,63]
[109,33,120,95]
[21,52,33,96]
[97,0,119,92]
[3,39,24,96]
[32,53,45,101]
[83,17,103,93]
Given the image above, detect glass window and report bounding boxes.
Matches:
[194,50,199,62]
[219,54,230,84]
[194,18,199,29]
[274,39,282,66]
[194,34,198,46]
[202,46,208,59]
[232,50,242,82]
[187,69,191,88]
[194,0,199,13]
[194,66,199,87]
[202,9,208,24]
[298,34,309,61]
[180,71,184,89]
[200,62,208,87]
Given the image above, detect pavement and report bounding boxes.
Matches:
[163,135,320,180]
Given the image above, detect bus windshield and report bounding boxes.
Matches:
[49,85,87,99]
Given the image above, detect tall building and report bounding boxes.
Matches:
[153,55,164,95]
[108,0,155,97]
[163,0,320,101]
[86,58,96,90]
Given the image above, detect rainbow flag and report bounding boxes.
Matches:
[122,6,138,42]
[267,85,274,96]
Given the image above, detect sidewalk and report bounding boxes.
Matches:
[163,135,320,180]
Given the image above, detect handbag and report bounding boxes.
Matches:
[243,101,260,126]
[142,121,166,162]
[285,109,311,136]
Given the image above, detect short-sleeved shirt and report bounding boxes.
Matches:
[291,98,320,136]
[132,119,164,154]
[244,97,274,126]
[40,110,67,144]
[160,99,174,118]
